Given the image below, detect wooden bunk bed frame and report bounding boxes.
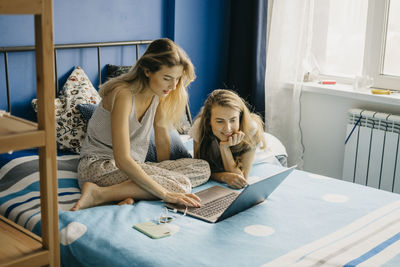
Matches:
[0,0,59,266]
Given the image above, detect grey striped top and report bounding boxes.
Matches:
[80,95,159,163]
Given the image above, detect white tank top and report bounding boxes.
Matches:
[80,95,159,163]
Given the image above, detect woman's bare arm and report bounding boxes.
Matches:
[194,140,247,189]
[238,148,256,179]
[154,103,170,162]
[219,143,243,176]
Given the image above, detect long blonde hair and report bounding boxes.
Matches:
[195,89,266,167]
[99,38,195,128]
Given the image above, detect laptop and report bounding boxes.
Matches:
[166,166,295,223]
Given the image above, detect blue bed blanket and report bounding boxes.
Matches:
[1,153,400,267]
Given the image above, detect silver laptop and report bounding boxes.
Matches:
[166,166,295,223]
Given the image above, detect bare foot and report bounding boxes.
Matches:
[118,197,135,206]
[70,182,103,211]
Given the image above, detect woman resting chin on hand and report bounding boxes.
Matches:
[189,89,266,189]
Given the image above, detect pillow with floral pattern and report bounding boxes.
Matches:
[32,66,101,153]
[105,64,132,79]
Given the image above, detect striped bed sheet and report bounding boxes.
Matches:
[263,199,400,266]
[0,150,80,234]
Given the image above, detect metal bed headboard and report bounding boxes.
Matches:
[0,39,192,124]
[0,40,152,113]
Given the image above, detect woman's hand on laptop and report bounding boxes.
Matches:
[163,192,202,208]
[222,173,247,189]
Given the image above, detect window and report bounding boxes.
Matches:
[311,0,400,90]
[383,0,400,77]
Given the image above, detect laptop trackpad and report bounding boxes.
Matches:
[196,186,237,204]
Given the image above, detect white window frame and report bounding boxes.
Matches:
[364,0,399,90]
[320,0,400,91]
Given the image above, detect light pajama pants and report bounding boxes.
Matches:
[77,156,211,193]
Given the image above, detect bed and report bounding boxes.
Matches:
[1,40,400,267]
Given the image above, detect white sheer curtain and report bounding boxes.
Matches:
[265,0,314,169]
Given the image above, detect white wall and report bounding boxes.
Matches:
[300,91,400,179]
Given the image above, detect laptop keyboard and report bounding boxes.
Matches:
[189,192,238,218]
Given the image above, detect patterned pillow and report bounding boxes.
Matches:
[32,67,101,153]
[77,103,98,124]
[105,64,131,79]
[31,98,65,117]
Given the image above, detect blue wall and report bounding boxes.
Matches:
[174,0,230,118]
[0,0,230,120]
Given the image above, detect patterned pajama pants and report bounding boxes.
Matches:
[77,156,211,193]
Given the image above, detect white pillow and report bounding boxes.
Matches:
[254,132,287,165]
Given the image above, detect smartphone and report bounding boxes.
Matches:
[133,221,171,239]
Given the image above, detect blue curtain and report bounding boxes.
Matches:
[224,0,268,119]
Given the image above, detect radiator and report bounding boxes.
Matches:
[342,108,400,193]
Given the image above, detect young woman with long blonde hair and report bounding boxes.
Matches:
[72,38,210,210]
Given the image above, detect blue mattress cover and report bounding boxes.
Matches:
[1,151,400,266]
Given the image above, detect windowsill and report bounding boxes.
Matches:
[302,82,400,106]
